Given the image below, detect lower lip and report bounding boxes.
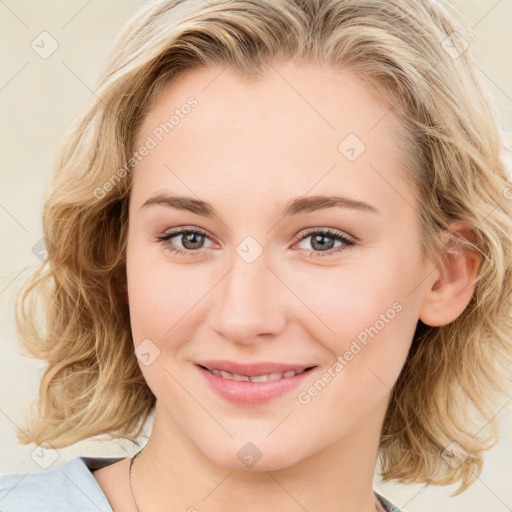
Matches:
[196,365,316,406]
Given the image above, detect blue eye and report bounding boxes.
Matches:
[154,227,355,258]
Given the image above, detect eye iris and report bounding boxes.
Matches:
[182,232,205,250]
[311,233,335,251]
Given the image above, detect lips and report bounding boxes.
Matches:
[196,362,318,406]
[195,360,317,377]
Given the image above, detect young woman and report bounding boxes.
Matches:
[2,0,511,511]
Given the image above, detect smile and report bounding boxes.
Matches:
[205,366,312,382]
[196,364,317,406]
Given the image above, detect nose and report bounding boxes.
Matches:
[208,250,287,344]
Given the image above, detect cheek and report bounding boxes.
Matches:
[295,259,411,336]
[292,250,420,377]
[125,250,193,390]
[126,237,201,338]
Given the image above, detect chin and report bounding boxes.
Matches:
[200,437,306,472]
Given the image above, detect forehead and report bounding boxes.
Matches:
[131,62,413,216]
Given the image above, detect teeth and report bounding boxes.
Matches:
[249,372,286,382]
[210,368,305,382]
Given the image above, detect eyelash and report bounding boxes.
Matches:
[154,226,355,259]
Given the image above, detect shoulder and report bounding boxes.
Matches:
[374,490,407,512]
[0,455,124,512]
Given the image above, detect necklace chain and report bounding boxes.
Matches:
[129,449,385,512]
[129,448,144,512]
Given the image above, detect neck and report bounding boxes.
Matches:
[130,399,389,512]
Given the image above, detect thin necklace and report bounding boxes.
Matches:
[129,451,385,512]
[129,448,144,512]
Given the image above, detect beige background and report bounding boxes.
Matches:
[0,1,511,511]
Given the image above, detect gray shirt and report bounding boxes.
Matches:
[0,456,405,511]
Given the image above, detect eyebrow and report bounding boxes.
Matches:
[140,192,379,216]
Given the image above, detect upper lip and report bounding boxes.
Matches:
[196,360,317,377]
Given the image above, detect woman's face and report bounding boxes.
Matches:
[125,61,432,470]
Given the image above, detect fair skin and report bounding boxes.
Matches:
[93,61,480,512]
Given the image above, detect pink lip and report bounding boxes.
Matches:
[196,364,317,406]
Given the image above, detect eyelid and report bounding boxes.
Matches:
[295,226,355,244]
[158,225,214,238]
[154,226,216,248]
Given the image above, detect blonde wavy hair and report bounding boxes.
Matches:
[15,0,512,496]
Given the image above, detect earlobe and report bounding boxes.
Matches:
[419,222,482,327]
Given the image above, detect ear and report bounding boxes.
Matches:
[419,221,482,327]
